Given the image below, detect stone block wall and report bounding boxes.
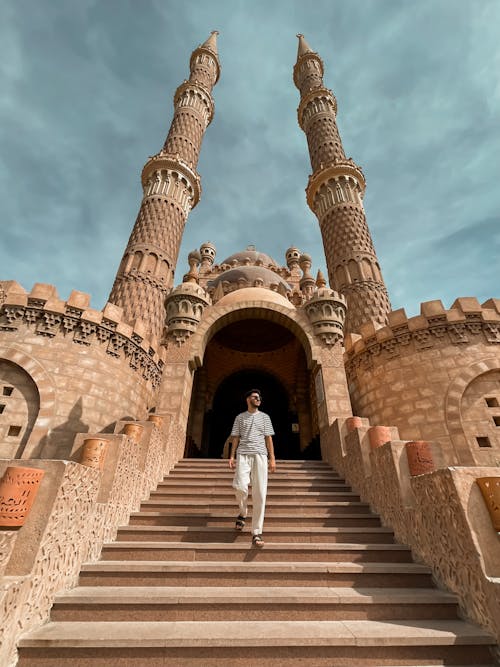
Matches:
[344,297,500,466]
[0,282,165,460]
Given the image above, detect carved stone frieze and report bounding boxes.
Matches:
[0,303,163,388]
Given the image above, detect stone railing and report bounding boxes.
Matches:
[0,413,186,666]
[344,297,500,366]
[0,281,165,387]
[321,418,500,651]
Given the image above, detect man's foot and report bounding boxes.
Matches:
[252,534,265,548]
[235,515,246,531]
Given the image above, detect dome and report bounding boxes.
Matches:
[208,266,291,291]
[221,248,277,267]
[216,287,294,309]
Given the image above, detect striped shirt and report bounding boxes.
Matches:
[231,410,274,456]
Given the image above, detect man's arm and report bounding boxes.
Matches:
[265,435,276,473]
[229,435,239,469]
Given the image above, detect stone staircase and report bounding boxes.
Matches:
[18,459,497,666]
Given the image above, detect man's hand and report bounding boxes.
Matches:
[268,456,276,473]
[229,457,236,470]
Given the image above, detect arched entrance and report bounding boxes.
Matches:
[207,369,298,459]
[185,316,319,459]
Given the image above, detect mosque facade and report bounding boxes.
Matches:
[0,31,499,664]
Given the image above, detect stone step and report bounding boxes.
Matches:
[128,511,383,528]
[50,586,459,622]
[157,480,352,490]
[18,620,496,667]
[168,471,343,479]
[115,525,395,544]
[148,489,361,502]
[99,541,413,563]
[139,500,373,515]
[175,459,331,467]
[79,560,435,588]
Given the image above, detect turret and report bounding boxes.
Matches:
[108,32,220,341]
[294,34,390,334]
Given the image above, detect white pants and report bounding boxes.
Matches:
[232,453,268,536]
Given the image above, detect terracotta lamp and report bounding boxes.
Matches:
[147,414,163,428]
[345,416,363,432]
[123,423,144,442]
[0,466,45,527]
[81,438,109,470]
[476,477,500,532]
[368,425,392,450]
[405,441,434,476]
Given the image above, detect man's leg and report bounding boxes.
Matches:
[232,454,251,520]
[250,454,268,536]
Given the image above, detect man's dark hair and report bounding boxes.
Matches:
[245,388,262,399]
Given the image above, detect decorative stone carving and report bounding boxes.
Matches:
[165,281,210,345]
[80,438,109,469]
[0,300,163,388]
[148,414,164,428]
[476,477,500,531]
[405,440,434,476]
[0,466,45,527]
[123,423,144,442]
[368,425,392,450]
[304,288,347,346]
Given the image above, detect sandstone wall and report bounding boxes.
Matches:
[0,282,165,460]
[0,412,185,667]
[344,297,500,466]
[321,418,500,648]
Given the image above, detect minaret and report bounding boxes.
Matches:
[294,34,391,334]
[108,32,220,342]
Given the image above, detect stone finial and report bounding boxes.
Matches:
[183,249,201,284]
[199,241,216,272]
[165,281,210,345]
[201,30,219,57]
[285,246,301,271]
[296,33,314,58]
[316,269,327,288]
[303,287,347,346]
[299,253,315,299]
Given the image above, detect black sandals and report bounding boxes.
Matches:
[235,515,246,531]
[252,534,264,548]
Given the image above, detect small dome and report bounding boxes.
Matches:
[217,287,294,309]
[209,266,291,291]
[221,248,277,267]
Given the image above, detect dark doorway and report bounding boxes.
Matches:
[207,369,301,459]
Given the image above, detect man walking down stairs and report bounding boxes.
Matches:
[18,459,498,666]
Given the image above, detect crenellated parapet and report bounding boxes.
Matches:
[0,282,165,387]
[344,297,500,366]
[344,297,500,468]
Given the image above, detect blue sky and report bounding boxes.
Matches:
[1,0,499,317]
